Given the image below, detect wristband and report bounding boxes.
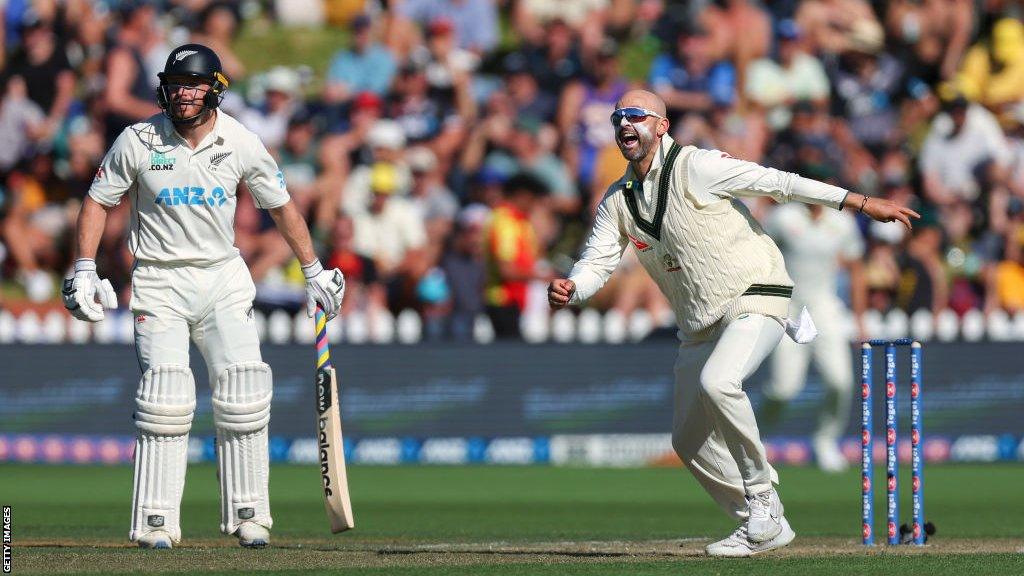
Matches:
[301,259,324,279]
[858,196,869,213]
[74,258,97,273]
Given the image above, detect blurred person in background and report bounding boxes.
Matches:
[919,93,1012,225]
[351,162,427,305]
[795,0,880,56]
[648,23,736,124]
[190,1,246,80]
[956,17,1024,114]
[62,43,344,549]
[0,73,66,302]
[275,109,325,217]
[988,198,1024,313]
[64,1,110,95]
[6,13,74,141]
[325,14,396,104]
[442,204,488,340]
[942,198,995,314]
[388,59,468,164]
[501,52,558,123]
[239,66,303,151]
[745,20,830,130]
[102,1,163,145]
[397,0,498,55]
[699,0,771,98]
[0,76,47,173]
[416,17,479,100]
[341,119,411,215]
[885,0,973,84]
[827,20,906,159]
[325,212,386,316]
[513,0,635,53]
[519,17,584,97]
[896,224,949,315]
[760,198,867,473]
[482,117,577,216]
[407,146,458,249]
[559,38,632,195]
[485,173,552,338]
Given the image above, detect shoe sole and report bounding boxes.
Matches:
[240,539,268,549]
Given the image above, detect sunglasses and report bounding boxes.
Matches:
[610,107,664,125]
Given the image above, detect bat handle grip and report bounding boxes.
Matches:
[315,305,332,368]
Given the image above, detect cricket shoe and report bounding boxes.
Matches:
[137,530,173,549]
[235,522,270,548]
[705,517,796,558]
[746,488,784,543]
[813,436,849,473]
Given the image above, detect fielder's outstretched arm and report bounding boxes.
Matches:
[688,149,920,229]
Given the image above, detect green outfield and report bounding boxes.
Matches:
[3,463,1023,575]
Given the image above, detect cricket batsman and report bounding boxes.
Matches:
[548,90,918,556]
[61,44,345,549]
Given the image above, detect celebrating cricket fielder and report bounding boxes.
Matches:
[761,203,867,473]
[548,90,918,557]
[62,44,345,549]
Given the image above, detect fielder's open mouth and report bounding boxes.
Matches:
[618,130,639,148]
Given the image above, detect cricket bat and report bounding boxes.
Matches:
[314,305,355,532]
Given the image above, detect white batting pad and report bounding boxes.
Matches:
[130,364,196,543]
[213,361,273,534]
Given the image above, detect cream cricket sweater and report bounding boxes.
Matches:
[569,135,848,341]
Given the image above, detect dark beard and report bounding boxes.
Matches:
[622,133,654,161]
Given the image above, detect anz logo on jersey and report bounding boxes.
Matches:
[154,186,229,207]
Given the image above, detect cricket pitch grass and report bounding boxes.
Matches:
[4,463,1022,575]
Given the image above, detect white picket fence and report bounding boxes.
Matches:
[2,307,1024,344]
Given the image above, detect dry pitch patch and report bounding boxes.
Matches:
[13,537,1024,574]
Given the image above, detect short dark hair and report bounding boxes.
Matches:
[503,173,549,198]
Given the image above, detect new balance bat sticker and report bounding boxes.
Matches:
[314,305,354,532]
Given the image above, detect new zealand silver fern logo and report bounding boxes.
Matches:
[173,49,198,63]
[210,151,232,167]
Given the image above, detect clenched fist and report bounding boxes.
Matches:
[547,279,576,310]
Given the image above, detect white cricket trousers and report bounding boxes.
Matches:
[765,298,853,443]
[131,255,263,377]
[672,313,784,521]
[128,255,272,540]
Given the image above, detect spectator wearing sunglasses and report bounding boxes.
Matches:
[548,89,920,558]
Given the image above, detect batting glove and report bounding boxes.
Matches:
[302,259,345,319]
[62,258,118,322]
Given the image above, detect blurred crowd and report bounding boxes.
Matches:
[2,0,1024,340]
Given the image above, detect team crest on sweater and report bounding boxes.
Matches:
[661,252,681,272]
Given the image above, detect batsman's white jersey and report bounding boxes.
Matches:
[763,204,865,443]
[90,111,286,543]
[89,111,290,265]
[568,134,850,518]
